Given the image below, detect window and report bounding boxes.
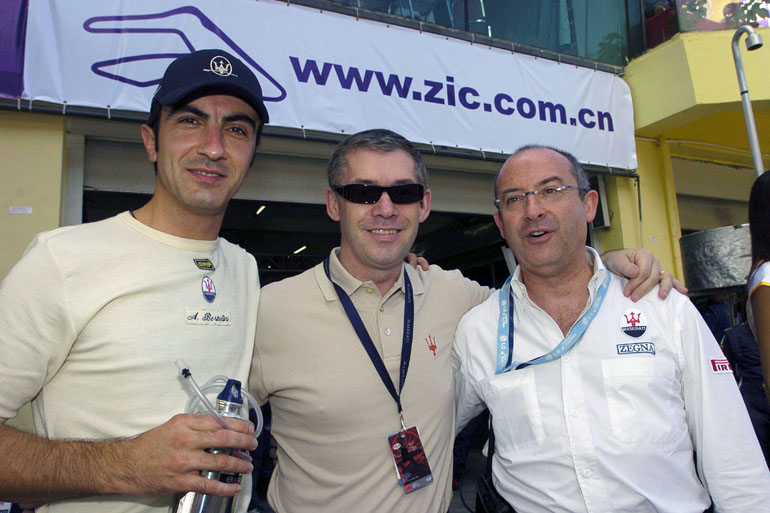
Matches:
[329,0,645,66]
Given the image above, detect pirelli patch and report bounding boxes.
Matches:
[194,258,215,271]
[710,358,733,373]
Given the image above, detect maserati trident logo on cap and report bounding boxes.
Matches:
[147,49,270,128]
[205,56,237,77]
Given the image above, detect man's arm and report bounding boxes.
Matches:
[452,314,489,434]
[410,248,682,303]
[0,414,256,503]
[601,249,688,301]
[676,298,770,508]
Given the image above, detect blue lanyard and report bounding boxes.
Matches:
[495,270,611,374]
[323,257,414,428]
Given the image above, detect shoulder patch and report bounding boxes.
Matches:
[710,359,733,373]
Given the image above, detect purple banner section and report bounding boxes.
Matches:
[0,0,28,99]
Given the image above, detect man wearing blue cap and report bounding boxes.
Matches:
[0,50,266,513]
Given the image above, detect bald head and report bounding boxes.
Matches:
[495,145,589,200]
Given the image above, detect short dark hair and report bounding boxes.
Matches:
[146,90,261,173]
[327,129,427,187]
[750,171,770,267]
[147,88,264,150]
[495,144,589,199]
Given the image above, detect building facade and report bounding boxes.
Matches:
[1,0,768,287]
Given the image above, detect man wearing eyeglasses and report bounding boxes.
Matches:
[249,130,679,513]
[453,145,770,512]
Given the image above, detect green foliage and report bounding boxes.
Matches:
[677,0,710,30]
[677,0,769,31]
[723,0,770,28]
[681,0,709,17]
[596,32,623,65]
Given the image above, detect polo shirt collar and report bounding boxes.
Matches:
[315,248,426,301]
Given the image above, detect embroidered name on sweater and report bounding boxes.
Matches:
[186,309,231,325]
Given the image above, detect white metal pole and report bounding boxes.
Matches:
[731,24,765,176]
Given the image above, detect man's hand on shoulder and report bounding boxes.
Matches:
[404,252,429,271]
[601,248,688,301]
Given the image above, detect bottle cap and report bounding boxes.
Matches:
[216,379,244,405]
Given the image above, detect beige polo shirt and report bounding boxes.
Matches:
[250,248,490,513]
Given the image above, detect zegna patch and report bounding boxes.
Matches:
[616,342,656,355]
[186,309,231,326]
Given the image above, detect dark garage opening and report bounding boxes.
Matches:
[83,190,510,288]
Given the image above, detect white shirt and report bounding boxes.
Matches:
[453,248,770,513]
[748,260,770,338]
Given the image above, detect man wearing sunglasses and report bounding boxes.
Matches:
[249,129,680,513]
[453,145,770,512]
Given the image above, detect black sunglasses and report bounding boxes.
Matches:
[333,183,425,204]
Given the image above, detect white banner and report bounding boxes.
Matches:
[24,0,637,169]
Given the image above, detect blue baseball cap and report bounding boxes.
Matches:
[148,49,269,127]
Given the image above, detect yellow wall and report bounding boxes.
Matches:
[672,157,755,231]
[623,28,769,285]
[598,175,641,251]
[638,140,682,277]
[626,28,770,138]
[597,141,682,280]
[595,149,687,283]
[0,111,65,430]
[0,111,66,281]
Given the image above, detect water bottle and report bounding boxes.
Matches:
[174,379,248,513]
